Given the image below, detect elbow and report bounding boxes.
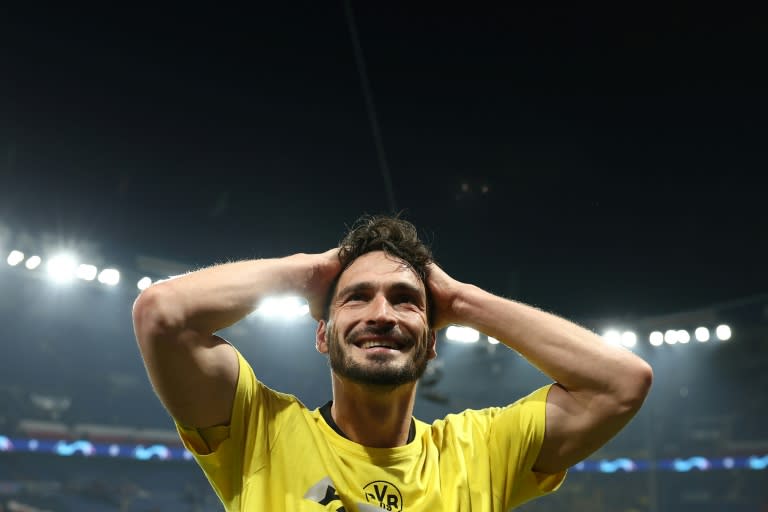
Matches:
[620,359,654,413]
[132,284,185,344]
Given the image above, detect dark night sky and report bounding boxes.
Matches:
[3,5,767,320]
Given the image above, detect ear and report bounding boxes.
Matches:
[427,329,437,360]
[316,319,329,354]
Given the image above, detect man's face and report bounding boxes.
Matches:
[318,251,436,388]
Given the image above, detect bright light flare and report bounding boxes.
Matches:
[25,255,42,270]
[621,331,637,348]
[716,324,732,341]
[695,327,710,342]
[47,254,77,283]
[98,268,120,286]
[76,264,98,281]
[445,326,480,343]
[677,330,691,344]
[602,329,621,345]
[255,296,310,319]
[7,250,24,266]
[487,336,500,345]
[649,331,664,346]
[137,277,152,290]
[664,329,678,345]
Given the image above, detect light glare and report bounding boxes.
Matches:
[47,255,77,283]
[7,250,24,266]
[98,269,121,286]
[664,329,678,345]
[445,326,480,343]
[677,330,691,344]
[621,331,637,348]
[603,329,621,345]
[649,331,664,346]
[137,277,152,290]
[25,255,42,270]
[487,336,500,345]
[256,296,310,319]
[715,324,732,341]
[695,327,710,342]
[76,264,98,281]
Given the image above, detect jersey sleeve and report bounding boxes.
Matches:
[174,348,293,508]
[486,384,567,509]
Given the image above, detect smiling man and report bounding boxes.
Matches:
[132,215,653,511]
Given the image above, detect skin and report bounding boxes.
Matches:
[316,251,436,447]
[134,246,652,475]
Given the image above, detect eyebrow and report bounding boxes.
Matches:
[337,281,424,300]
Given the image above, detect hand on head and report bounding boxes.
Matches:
[306,248,342,321]
[426,262,463,331]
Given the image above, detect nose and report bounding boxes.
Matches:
[366,293,396,326]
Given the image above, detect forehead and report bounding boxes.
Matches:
[336,251,424,293]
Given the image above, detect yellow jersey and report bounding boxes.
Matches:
[176,350,566,511]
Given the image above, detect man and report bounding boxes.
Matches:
[132,215,653,511]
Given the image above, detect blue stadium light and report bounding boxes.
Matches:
[1,432,765,472]
[6,250,24,266]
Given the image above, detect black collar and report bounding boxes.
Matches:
[319,401,416,444]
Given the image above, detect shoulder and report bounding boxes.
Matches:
[423,385,554,441]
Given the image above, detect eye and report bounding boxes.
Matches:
[395,294,417,305]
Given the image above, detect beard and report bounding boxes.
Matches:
[327,324,430,388]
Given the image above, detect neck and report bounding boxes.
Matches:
[329,373,417,448]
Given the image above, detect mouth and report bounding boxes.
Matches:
[352,337,407,352]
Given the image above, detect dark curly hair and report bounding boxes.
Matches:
[324,214,434,324]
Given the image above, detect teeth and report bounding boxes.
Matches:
[360,340,398,350]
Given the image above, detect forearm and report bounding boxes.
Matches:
[453,284,652,404]
[135,254,316,336]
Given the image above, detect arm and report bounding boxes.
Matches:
[132,249,340,428]
[428,265,653,474]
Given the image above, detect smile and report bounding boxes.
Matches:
[353,338,406,351]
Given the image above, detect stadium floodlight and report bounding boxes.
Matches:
[445,325,480,343]
[649,331,664,346]
[664,329,678,345]
[715,324,732,341]
[621,331,637,348]
[47,254,77,283]
[25,255,42,270]
[487,336,500,345]
[255,296,310,319]
[677,330,691,344]
[602,330,622,345]
[694,327,710,342]
[137,277,152,291]
[7,250,24,266]
[76,264,98,281]
[98,268,121,286]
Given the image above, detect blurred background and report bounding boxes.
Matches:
[2,4,767,511]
